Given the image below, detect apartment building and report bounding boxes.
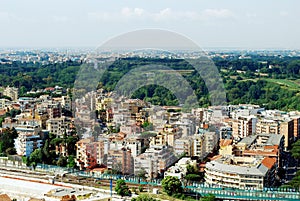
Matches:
[134,145,177,178]
[235,133,284,167]
[46,117,68,138]
[292,116,300,139]
[124,134,143,157]
[0,99,11,109]
[232,116,257,140]
[256,119,279,134]
[279,119,294,150]
[76,138,107,169]
[3,86,18,101]
[192,134,206,159]
[15,133,43,157]
[107,147,134,175]
[205,156,277,190]
[174,137,193,156]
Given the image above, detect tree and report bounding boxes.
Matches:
[57,156,68,167]
[30,149,42,163]
[0,128,18,155]
[185,174,202,182]
[67,155,76,168]
[137,169,147,181]
[142,121,153,131]
[284,170,300,189]
[291,140,300,159]
[29,148,43,169]
[201,194,216,201]
[161,176,183,196]
[66,136,79,156]
[186,164,198,174]
[5,147,16,155]
[131,194,159,201]
[115,179,131,197]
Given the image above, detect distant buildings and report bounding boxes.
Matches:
[3,86,18,101]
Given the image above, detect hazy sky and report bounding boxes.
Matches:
[0,0,299,49]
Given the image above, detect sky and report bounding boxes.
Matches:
[0,0,299,49]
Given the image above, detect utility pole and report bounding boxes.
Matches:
[110,175,113,198]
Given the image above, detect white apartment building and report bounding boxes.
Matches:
[15,133,43,157]
[0,98,11,109]
[204,131,218,155]
[174,137,193,156]
[192,131,218,159]
[124,135,143,157]
[205,156,277,190]
[134,145,177,178]
[164,157,197,179]
[192,134,205,159]
[3,86,18,101]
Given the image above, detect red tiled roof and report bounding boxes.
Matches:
[0,194,11,201]
[0,109,7,116]
[210,155,222,161]
[220,139,233,147]
[262,157,277,169]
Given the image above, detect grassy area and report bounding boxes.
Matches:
[233,75,300,91]
[138,192,184,201]
[264,78,300,91]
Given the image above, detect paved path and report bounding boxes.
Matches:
[0,176,58,201]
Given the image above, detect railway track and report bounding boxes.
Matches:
[0,166,159,191]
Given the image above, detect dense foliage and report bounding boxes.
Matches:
[200,194,216,201]
[0,60,80,95]
[27,133,78,168]
[0,128,18,156]
[131,194,159,201]
[2,56,300,110]
[115,179,131,197]
[281,140,300,189]
[161,176,183,196]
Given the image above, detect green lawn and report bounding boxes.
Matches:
[264,78,300,91]
[232,75,300,92]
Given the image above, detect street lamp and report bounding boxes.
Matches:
[110,175,113,198]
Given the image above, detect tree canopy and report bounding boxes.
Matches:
[161,176,183,196]
[291,140,300,159]
[0,128,18,156]
[115,179,131,197]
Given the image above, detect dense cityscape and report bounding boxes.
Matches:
[0,48,299,201]
[1,0,300,201]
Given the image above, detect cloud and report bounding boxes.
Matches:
[153,8,200,21]
[88,12,111,21]
[52,16,69,23]
[246,13,257,18]
[279,11,289,17]
[201,9,234,19]
[121,7,145,17]
[87,7,234,23]
[0,12,38,24]
[0,12,16,23]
